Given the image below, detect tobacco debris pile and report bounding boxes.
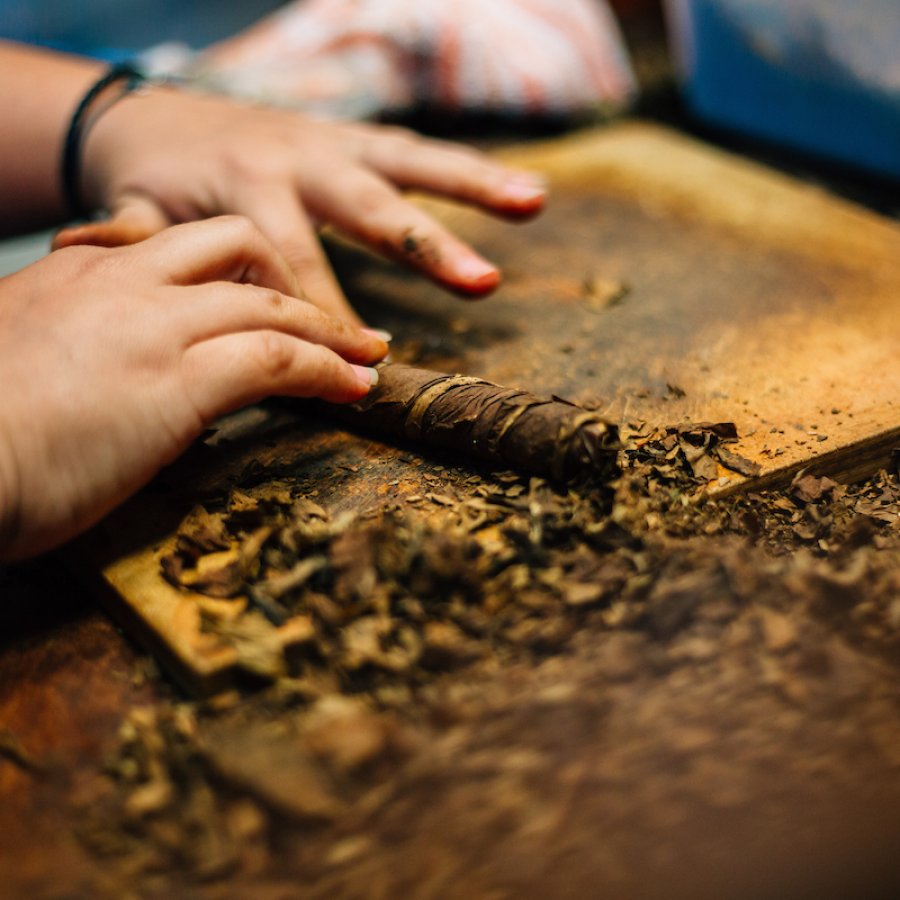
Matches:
[160,477,636,682]
[77,420,900,898]
[157,419,783,684]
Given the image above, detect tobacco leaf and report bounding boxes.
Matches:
[625,421,746,486]
[323,363,620,482]
[791,473,840,504]
[206,611,287,679]
[715,447,763,478]
[174,505,232,558]
[176,547,245,597]
[200,725,346,822]
[580,274,630,313]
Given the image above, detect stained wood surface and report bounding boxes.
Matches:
[84,121,900,693]
[0,570,159,897]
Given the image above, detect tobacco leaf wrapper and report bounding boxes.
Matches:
[326,364,619,481]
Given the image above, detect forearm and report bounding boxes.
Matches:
[0,41,104,232]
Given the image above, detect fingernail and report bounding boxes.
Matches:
[501,180,547,203]
[507,170,547,188]
[352,365,379,388]
[457,256,499,283]
[362,328,393,342]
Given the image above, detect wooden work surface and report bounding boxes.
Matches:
[84,121,900,693]
[3,121,900,899]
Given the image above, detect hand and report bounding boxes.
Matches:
[0,217,388,560]
[53,87,547,325]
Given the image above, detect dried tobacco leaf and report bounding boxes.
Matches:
[175,505,231,557]
[625,421,743,487]
[168,527,273,598]
[340,616,421,674]
[303,696,409,773]
[715,447,762,478]
[323,363,620,482]
[687,452,719,482]
[421,621,481,669]
[200,726,346,822]
[791,473,840,504]
[561,582,606,608]
[580,275,630,313]
[684,422,739,443]
[854,500,897,526]
[177,547,245,597]
[249,557,328,624]
[206,611,287,679]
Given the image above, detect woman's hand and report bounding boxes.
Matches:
[55,86,547,325]
[0,216,388,561]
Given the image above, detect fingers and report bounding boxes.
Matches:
[361,129,547,219]
[174,282,388,364]
[52,193,171,250]
[231,183,364,327]
[135,217,303,298]
[309,169,503,297]
[181,330,378,423]
[57,211,307,304]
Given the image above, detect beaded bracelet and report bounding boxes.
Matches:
[60,62,148,220]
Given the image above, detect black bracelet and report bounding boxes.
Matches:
[61,62,147,220]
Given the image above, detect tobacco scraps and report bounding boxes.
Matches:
[83,442,900,893]
[158,418,899,686]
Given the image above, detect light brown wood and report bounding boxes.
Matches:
[83,121,900,694]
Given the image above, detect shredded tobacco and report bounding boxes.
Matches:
[78,417,900,897]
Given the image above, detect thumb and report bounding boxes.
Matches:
[52,194,171,250]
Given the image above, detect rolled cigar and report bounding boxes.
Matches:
[326,363,619,481]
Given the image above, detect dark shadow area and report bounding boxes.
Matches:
[0,559,94,652]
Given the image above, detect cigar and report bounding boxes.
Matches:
[324,363,619,481]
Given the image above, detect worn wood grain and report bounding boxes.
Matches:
[83,121,900,693]
[0,578,158,898]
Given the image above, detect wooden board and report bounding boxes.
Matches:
[82,121,900,694]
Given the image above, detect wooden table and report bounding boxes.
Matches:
[2,121,899,898]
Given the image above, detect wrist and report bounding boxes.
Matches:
[79,79,180,216]
[60,63,150,220]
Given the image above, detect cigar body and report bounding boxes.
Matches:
[326,364,619,481]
